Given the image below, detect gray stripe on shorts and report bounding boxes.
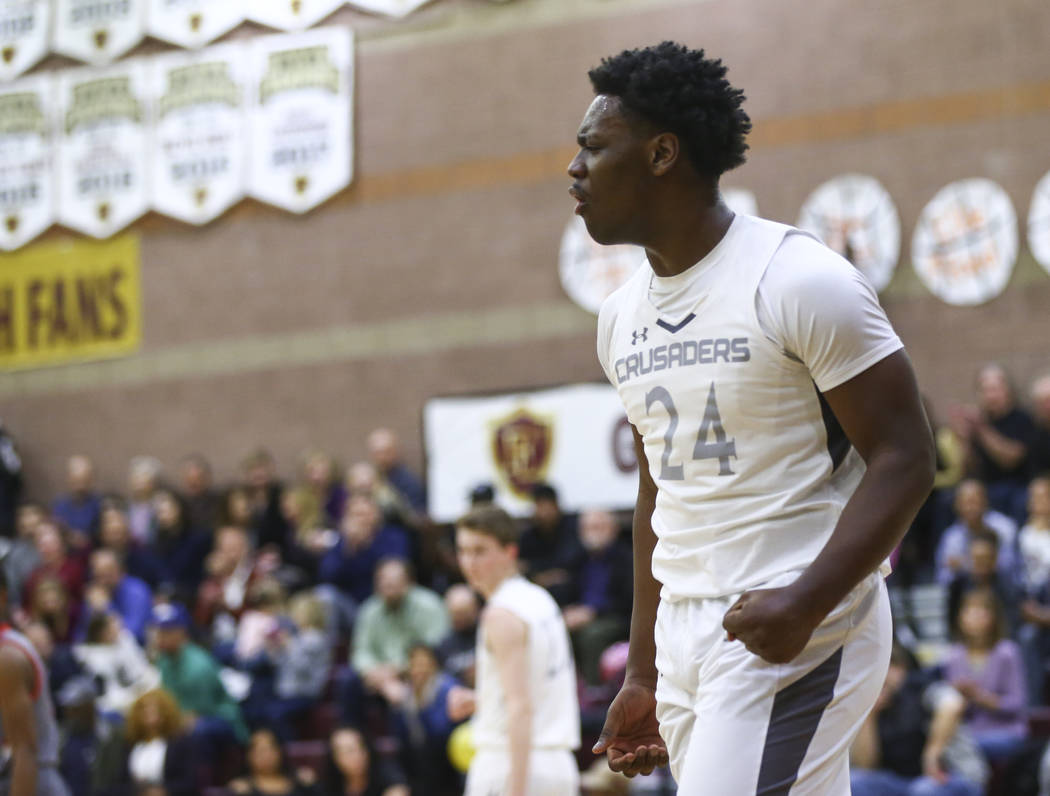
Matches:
[755,645,844,795]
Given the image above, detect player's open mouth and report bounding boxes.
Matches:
[569,186,589,215]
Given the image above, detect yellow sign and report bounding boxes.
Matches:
[0,236,141,371]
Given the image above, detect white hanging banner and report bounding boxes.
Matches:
[347,0,433,18]
[249,27,353,213]
[559,215,644,315]
[1028,170,1050,276]
[150,44,248,225]
[424,383,638,522]
[722,187,757,217]
[0,0,50,82]
[0,74,54,250]
[56,61,149,238]
[146,0,243,49]
[797,174,901,292]
[53,0,146,65]
[911,178,1018,306]
[248,0,345,31]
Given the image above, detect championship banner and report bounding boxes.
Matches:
[424,383,638,522]
[248,0,345,31]
[56,61,150,238]
[0,235,141,370]
[150,43,248,225]
[911,178,1018,306]
[53,0,146,65]
[1028,170,1050,276]
[347,0,433,18]
[797,174,901,292]
[0,74,54,251]
[0,0,50,82]
[559,215,644,315]
[146,0,244,49]
[249,27,352,213]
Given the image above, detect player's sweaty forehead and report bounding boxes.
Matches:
[577,94,631,142]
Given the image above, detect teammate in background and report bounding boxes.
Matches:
[0,569,70,796]
[572,43,935,792]
[449,505,580,796]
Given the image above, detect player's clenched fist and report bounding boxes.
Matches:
[722,586,822,664]
[592,681,669,777]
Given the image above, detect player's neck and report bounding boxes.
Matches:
[645,200,735,278]
[481,568,519,599]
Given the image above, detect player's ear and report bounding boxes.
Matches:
[649,132,679,177]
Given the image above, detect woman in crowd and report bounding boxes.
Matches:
[228,728,318,796]
[73,610,159,717]
[319,726,408,796]
[944,588,1029,764]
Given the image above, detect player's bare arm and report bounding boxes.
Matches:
[723,350,935,663]
[0,645,39,796]
[485,604,532,796]
[593,425,668,777]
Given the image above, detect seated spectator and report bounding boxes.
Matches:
[178,452,222,533]
[952,363,1036,524]
[126,455,163,546]
[517,483,585,606]
[93,688,197,796]
[1031,374,1050,477]
[947,531,1021,637]
[232,577,288,665]
[57,675,118,796]
[26,575,76,644]
[318,495,411,605]
[228,728,317,796]
[151,488,212,601]
[195,525,263,643]
[935,479,1018,585]
[367,427,426,514]
[346,461,418,533]
[944,589,1028,764]
[73,611,160,717]
[241,448,291,554]
[391,644,462,796]
[22,518,86,613]
[0,501,43,600]
[1020,477,1050,591]
[351,558,449,706]
[78,548,152,643]
[98,504,163,591]
[224,485,256,530]
[321,726,409,796]
[301,448,347,531]
[51,454,102,541]
[23,620,83,703]
[435,583,479,687]
[149,603,249,748]
[850,643,987,796]
[562,508,633,687]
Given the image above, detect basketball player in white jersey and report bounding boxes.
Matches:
[571,43,936,793]
[0,568,70,796]
[452,505,581,796]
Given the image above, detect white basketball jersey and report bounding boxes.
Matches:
[597,214,902,601]
[473,576,580,751]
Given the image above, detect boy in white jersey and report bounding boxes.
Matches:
[451,505,580,796]
[570,43,936,793]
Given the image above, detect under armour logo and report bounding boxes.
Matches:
[632,328,648,345]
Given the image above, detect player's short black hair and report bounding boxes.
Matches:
[588,41,751,178]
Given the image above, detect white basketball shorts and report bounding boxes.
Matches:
[654,570,892,795]
[465,747,580,796]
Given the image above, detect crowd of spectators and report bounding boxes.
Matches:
[0,362,1047,795]
[0,426,639,795]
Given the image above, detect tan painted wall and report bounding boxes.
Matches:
[4,0,1050,498]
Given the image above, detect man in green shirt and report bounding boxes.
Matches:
[151,603,248,749]
[351,557,450,704]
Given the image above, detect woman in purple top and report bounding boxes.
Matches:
[944,588,1028,763]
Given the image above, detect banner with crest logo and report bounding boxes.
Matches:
[248,0,345,31]
[146,0,243,49]
[347,0,433,18]
[56,61,149,238]
[0,74,54,250]
[0,0,50,82]
[53,0,146,65]
[150,43,247,225]
[248,26,352,213]
[424,383,639,521]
